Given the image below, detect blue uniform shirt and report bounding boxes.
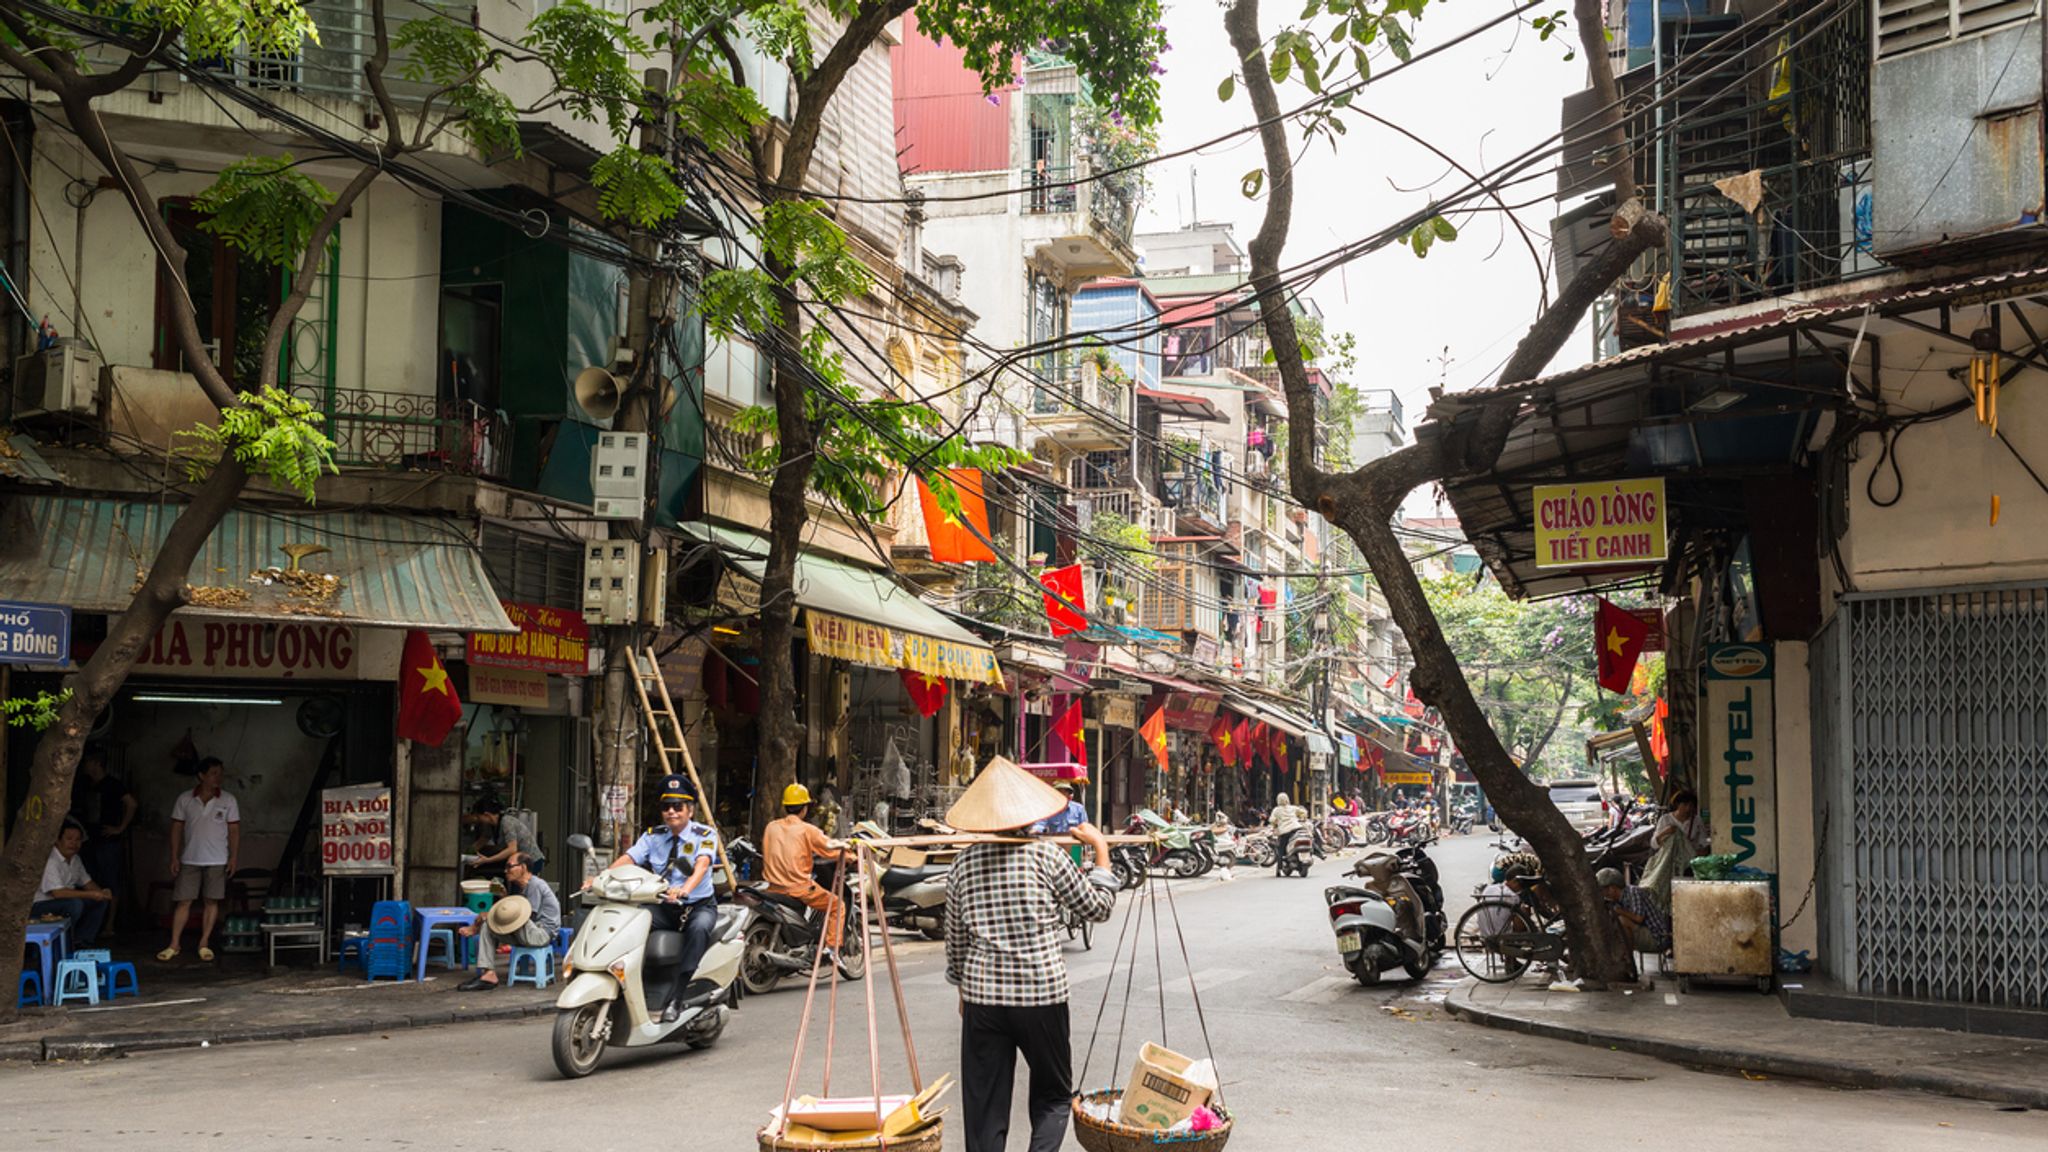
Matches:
[626,822,719,902]
[1031,799,1088,835]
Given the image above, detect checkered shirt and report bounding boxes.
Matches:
[945,840,1114,1007]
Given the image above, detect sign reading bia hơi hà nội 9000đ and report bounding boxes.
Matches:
[1531,479,1668,569]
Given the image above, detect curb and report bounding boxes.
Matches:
[21,1001,554,1063]
[1444,988,2048,1110]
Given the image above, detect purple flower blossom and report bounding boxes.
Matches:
[986,93,1002,106]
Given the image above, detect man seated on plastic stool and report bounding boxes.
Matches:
[605,775,719,1022]
[34,822,113,947]
[458,852,559,990]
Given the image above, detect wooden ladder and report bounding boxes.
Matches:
[628,645,732,880]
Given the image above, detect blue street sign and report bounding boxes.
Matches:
[0,600,70,665]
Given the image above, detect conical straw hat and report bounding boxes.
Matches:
[945,756,1068,833]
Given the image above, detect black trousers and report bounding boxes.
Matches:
[650,898,716,1006]
[960,1000,1072,1152]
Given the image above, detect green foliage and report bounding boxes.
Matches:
[761,200,872,304]
[1404,213,1456,258]
[395,13,520,154]
[909,0,1171,128]
[1083,510,1153,570]
[2,688,71,732]
[523,0,648,138]
[192,155,333,267]
[175,385,338,502]
[592,147,689,229]
[22,0,319,62]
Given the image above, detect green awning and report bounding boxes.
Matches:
[686,522,1001,684]
[0,498,516,633]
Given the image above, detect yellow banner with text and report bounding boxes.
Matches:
[805,611,1004,686]
[1532,478,1668,569]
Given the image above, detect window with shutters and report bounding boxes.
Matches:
[1876,0,2038,60]
[480,524,585,609]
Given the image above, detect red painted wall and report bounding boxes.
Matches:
[891,10,1015,175]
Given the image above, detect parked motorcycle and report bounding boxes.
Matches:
[1323,835,1445,985]
[849,821,951,939]
[551,835,749,1078]
[725,837,868,995]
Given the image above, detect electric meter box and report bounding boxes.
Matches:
[582,538,642,624]
[590,432,647,519]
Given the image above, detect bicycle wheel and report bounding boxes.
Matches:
[1454,901,1533,984]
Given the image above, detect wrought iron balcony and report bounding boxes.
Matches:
[294,385,506,476]
[196,0,467,108]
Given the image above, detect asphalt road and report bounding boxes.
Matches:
[4,833,2041,1150]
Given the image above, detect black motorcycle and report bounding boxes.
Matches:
[725,837,867,995]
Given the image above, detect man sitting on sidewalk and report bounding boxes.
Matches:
[457,853,560,990]
[34,822,113,946]
[1598,867,1671,959]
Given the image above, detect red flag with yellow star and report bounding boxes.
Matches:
[916,468,998,563]
[1596,597,1650,693]
[900,668,949,717]
[1140,705,1169,772]
[1054,696,1087,762]
[397,630,462,744]
[1208,713,1236,768]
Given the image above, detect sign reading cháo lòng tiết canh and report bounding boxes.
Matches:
[1532,478,1668,569]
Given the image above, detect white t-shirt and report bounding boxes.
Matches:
[172,789,241,865]
[36,848,92,903]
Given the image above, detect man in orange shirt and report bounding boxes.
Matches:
[764,784,855,967]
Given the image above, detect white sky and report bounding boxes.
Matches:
[1136,2,1592,475]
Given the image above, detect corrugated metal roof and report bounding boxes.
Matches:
[0,498,515,632]
[0,429,61,485]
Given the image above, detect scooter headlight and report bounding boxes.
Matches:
[609,960,629,983]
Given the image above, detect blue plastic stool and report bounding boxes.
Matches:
[424,927,462,972]
[72,948,112,964]
[336,933,368,974]
[53,958,100,1006]
[553,926,575,958]
[102,962,139,999]
[17,970,42,1008]
[366,900,414,982]
[507,946,556,989]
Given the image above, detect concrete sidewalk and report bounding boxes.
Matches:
[3,959,556,1062]
[1446,975,2048,1108]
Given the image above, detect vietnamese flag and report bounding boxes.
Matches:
[1595,597,1651,694]
[396,630,463,745]
[1253,721,1272,767]
[900,668,949,717]
[1208,713,1236,767]
[1054,696,1087,761]
[916,468,998,563]
[1141,705,1170,772]
[1233,718,1252,771]
[1040,564,1088,637]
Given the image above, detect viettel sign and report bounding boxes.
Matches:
[1532,478,1668,570]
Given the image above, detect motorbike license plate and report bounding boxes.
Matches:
[1337,931,1362,954]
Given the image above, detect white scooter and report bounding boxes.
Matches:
[550,836,751,1078]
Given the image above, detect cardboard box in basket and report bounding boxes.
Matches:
[1120,1042,1216,1130]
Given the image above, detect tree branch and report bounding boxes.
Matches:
[256,164,382,390]
[365,0,410,157]
[73,30,170,98]
[778,0,914,192]
[1573,0,1634,205]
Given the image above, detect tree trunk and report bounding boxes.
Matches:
[1522,666,1577,770]
[0,458,247,1021]
[750,283,814,839]
[1222,0,1666,985]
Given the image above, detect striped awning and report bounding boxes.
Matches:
[0,497,515,633]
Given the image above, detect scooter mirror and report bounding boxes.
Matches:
[566,833,594,852]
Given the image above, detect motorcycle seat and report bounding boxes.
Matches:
[645,929,685,968]
[880,865,943,892]
[759,888,812,911]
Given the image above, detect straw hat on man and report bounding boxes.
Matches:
[943,758,1121,1152]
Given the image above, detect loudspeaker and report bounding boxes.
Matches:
[573,366,622,422]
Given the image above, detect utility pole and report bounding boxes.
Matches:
[593,64,678,858]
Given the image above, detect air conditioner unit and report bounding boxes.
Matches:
[590,431,648,520]
[12,340,102,419]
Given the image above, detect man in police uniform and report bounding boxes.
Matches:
[607,775,720,1023]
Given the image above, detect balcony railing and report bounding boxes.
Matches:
[1020,163,1139,246]
[198,0,464,107]
[295,385,506,476]
[1030,356,1129,423]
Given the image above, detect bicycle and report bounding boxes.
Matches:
[1453,875,1572,983]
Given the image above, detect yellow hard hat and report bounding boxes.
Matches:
[782,783,813,807]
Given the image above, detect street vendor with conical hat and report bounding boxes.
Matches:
[944,757,1120,1152]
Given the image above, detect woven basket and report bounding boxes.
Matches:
[1071,1091,1232,1152]
[756,1119,944,1152]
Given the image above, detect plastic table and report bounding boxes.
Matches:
[23,921,67,1000]
[414,906,476,982]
